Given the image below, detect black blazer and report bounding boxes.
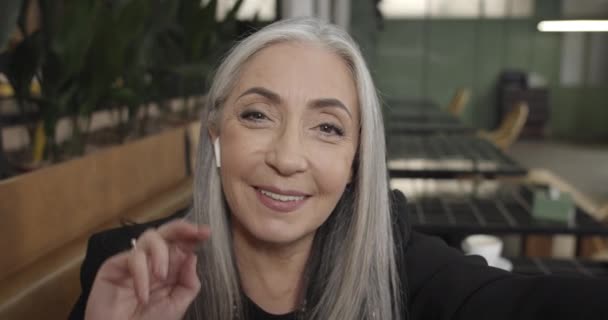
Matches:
[69,190,608,319]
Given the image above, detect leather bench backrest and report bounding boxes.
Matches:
[0,127,187,281]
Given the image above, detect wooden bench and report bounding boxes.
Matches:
[0,126,196,319]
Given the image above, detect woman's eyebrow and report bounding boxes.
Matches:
[310,98,353,120]
[237,87,281,104]
[237,86,352,120]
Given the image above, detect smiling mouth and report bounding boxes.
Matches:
[259,189,306,202]
[253,186,310,213]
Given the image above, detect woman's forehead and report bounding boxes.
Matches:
[229,41,359,116]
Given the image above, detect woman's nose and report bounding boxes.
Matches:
[265,128,308,176]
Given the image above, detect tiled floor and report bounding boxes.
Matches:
[508,140,608,207]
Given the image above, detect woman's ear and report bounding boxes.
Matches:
[208,127,218,141]
[208,128,220,168]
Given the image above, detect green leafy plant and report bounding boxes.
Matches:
[0,0,25,177]
[2,0,256,170]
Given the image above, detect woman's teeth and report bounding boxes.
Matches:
[260,189,305,202]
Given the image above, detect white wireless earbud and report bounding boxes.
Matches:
[213,137,221,168]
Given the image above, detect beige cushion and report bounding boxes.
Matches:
[0,179,192,319]
[0,127,187,281]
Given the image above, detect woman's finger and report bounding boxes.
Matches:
[157,220,211,244]
[174,238,209,253]
[127,247,150,304]
[96,251,131,282]
[138,229,170,280]
[171,253,201,308]
[181,254,200,291]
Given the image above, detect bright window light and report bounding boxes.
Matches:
[538,20,608,32]
[379,0,533,19]
[217,0,275,21]
[378,0,428,18]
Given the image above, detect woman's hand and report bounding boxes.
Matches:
[84,220,211,320]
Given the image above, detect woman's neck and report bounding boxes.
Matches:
[232,223,313,315]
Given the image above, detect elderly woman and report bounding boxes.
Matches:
[70,18,607,320]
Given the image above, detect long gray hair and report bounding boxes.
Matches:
[187,17,402,319]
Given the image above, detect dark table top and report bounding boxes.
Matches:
[391,178,607,236]
[387,134,527,178]
[384,99,474,135]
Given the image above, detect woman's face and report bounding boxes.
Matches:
[215,41,360,246]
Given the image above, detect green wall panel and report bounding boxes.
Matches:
[355,0,605,140]
[426,21,477,124]
[349,0,377,63]
[473,20,508,128]
[375,18,560,129]
[530,33,561,86]
[375,21,426,100]
[550,88,581,136]
[504,20,535,70]
[551,87,608,140]
[576,88,608,139]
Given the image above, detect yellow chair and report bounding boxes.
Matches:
[478,102,529,151]
[600,203,608,220]
[446,88,471,117]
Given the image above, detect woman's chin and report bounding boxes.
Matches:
[242,222,315,247]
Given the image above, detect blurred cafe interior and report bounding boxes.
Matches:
[0,0,607,318]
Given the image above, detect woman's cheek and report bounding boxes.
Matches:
[312,150,354,192]
[225,122,274,154]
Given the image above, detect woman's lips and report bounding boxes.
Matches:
[254,187,309,213]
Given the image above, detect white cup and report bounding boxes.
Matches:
[461,234,503,266]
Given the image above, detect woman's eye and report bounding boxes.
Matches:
[240,110,268,122]
[317,123,345,136]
